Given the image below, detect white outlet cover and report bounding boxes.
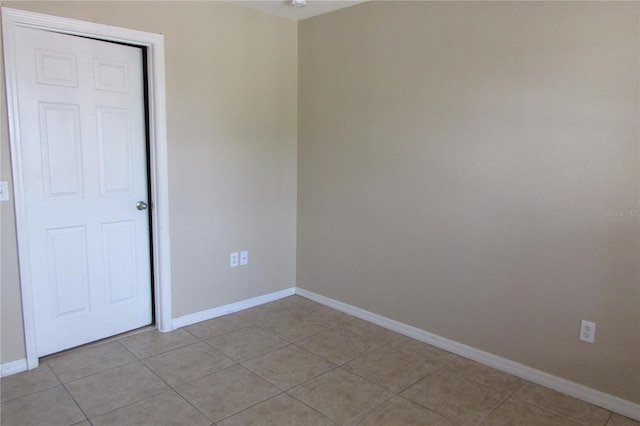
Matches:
[580,320,596,343]
[0,181,9,201]
[240,251,248,266]
[230,252,239,267]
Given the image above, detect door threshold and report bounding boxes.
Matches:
[40,324,157,362]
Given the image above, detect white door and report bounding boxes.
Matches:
[13,26,152,356]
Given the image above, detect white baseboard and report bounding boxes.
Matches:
[1,358,28,377]
[295,287,640,421]
[172,287,296,330]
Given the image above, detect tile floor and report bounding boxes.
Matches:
[1,295,638,426]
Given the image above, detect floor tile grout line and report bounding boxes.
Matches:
[292,326,390,365]
[117,337,200,361]
[283,364,342,393]
[191,340,239,364]
[201,323,289,353]
[170,385,219,425]
[70,362,170,421]
[2,382,98,426]
[603,412,615,426]
[432,361,523,396]
[343,392,399,426]
[508,385,613,425]
[168,361,242,389]
[390,364,483,424]
[178,327,203,345]
[398,394,461,424]
[434,357,528,403]
[42,340,141,385]
[340,326,405,345]
[288,342,340,369]
[53,357,143,386]
[40,360,63,384]
[181,366,284,425]
[185,322,254,341]
[196,309,390,367]
[248,317,338,344]
[59,381,91,424]
[244,357,342,393]
[83,386,171,423]
[206,334,290,364]
[168,326,332,424]
[341,338,450,381]
[210,390,288,424]
[114,338,141,360]
[141,339,234,367]
[0,364,62,404]
[238,342,294,365]
[283,365,398,425]
[490,396,586,426]
[39,325,156,364]
[140,361,175,390]
[283,388,343,425]
[0,385,51,404]
[396,386,461,425]
[338,357,429,396]
[473,380,524,425]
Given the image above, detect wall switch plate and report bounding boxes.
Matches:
[230,252,239,267]
[240,250,248,266]
[0,181,9,201]
[580,320,596,343]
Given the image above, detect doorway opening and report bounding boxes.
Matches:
[2,7,172,370]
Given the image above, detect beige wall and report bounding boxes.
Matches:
[1,1,297,363]
[298,1,639,403]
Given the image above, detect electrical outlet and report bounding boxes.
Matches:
[580,320,596,343]
[0,181,9,202]
[240,251,248,266]
[230,252,239,267]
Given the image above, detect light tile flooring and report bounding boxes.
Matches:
[1,296,638,426]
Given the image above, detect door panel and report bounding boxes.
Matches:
[97,108,133,194]
[46,226,90,317]
[102,220,138,304]
[39,103,84,198]
[14,26,152,356]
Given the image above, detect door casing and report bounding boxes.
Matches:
[2,7,172,369]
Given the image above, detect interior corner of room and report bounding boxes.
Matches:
[1,0,638,420]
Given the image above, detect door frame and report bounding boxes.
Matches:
[2,7,172,369]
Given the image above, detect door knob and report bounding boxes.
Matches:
[136,201,148,210]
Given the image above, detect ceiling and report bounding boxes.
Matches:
[231,0,368,21]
